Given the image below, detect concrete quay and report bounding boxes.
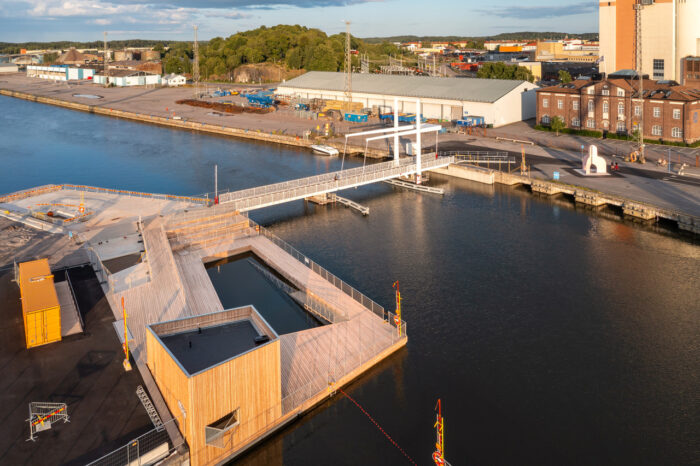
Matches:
[433,163,700,234]
[0,75,388,158]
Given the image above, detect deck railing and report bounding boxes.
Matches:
[193,313,406,465]
[62,184,212,206]
[253,222,388,322]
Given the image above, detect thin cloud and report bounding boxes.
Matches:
[204,11,253,19]
[479,2,595,19]
[94,0,382,9]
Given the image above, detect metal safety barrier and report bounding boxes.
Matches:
[252,222,389,322]
[86,418,183,466]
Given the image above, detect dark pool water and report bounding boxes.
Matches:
[205,255,320,335]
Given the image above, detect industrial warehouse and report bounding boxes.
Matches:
[276,71,538,127]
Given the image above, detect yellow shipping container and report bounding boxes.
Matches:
[19,259,62,348]
[322,100,363,112]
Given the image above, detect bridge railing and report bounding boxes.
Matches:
[220,156,452,204]
[252,222,388,321]
[223,156,454,211]
[438,150,508,158]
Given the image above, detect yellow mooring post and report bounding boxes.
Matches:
[393,281,402,337]
[432,399,445,465]
[122,297,132,371]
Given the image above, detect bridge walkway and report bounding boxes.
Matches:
[216,155,454,212]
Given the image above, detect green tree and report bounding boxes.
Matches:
[550,116,566,136]
[558,70,572,84]
[477,62,533,82]
[307,43,339,71]
[152,43,164,56]
[43,52,58,64]
[285,47,303,69]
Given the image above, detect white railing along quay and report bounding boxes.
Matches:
[220,156,454,211]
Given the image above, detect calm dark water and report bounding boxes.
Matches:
[1,96,698,465]
[206,255,320,334]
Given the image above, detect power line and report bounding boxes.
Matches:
[193,25,200,99]
[344,20,352,111]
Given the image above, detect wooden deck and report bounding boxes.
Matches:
[100,207,406,460]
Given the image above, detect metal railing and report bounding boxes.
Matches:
[221,156,454,211]
[62,184,212,206]
[86,418,183,466]
[85,246,115,294]
[253,223,388,321]
[220,156,454,204]
[249,258,348,324]
[196,314,406,465]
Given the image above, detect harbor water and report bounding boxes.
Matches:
[1,95,698,465]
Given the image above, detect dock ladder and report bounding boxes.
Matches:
[136,385,164,431]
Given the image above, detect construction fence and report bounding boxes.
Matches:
[86,418,184,466]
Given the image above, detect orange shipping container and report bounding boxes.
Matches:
[499,46,523,52]
[19,259,62,348]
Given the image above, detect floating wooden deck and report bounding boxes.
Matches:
[97,204,407,462]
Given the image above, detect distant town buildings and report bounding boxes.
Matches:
[536,71,700,144]
[93,70,161,87]
[0,63,19,73]
[26,65,95,81]
[599,0,700,82]
[163,73,187,86]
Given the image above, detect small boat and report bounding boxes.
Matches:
[310,144,339,156]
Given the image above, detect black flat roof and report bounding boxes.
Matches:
[160,320,261,375]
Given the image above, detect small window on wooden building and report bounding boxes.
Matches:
[205,408,240,448]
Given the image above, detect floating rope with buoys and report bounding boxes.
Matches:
[338,388,417,465]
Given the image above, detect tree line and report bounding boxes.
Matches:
[164,25,406,79]
[476,62,534,82]
[0,39,171,54]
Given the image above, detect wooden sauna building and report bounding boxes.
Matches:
[146,306,281,466]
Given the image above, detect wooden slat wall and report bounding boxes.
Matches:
[146,329,191,439]
[187,339,281,466]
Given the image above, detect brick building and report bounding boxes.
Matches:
[536,71,700,144]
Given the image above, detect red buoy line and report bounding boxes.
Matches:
[338,388,418,465]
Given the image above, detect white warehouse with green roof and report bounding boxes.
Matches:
[276,71,538,127]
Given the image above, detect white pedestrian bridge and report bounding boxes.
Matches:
[217,155,455,212]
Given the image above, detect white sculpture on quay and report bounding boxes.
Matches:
[582,144,607,175]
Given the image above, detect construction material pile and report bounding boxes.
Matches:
[175,99,274,114]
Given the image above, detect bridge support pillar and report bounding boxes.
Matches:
[393,97,399,165]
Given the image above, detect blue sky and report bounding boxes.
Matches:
[0,0,598,42]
